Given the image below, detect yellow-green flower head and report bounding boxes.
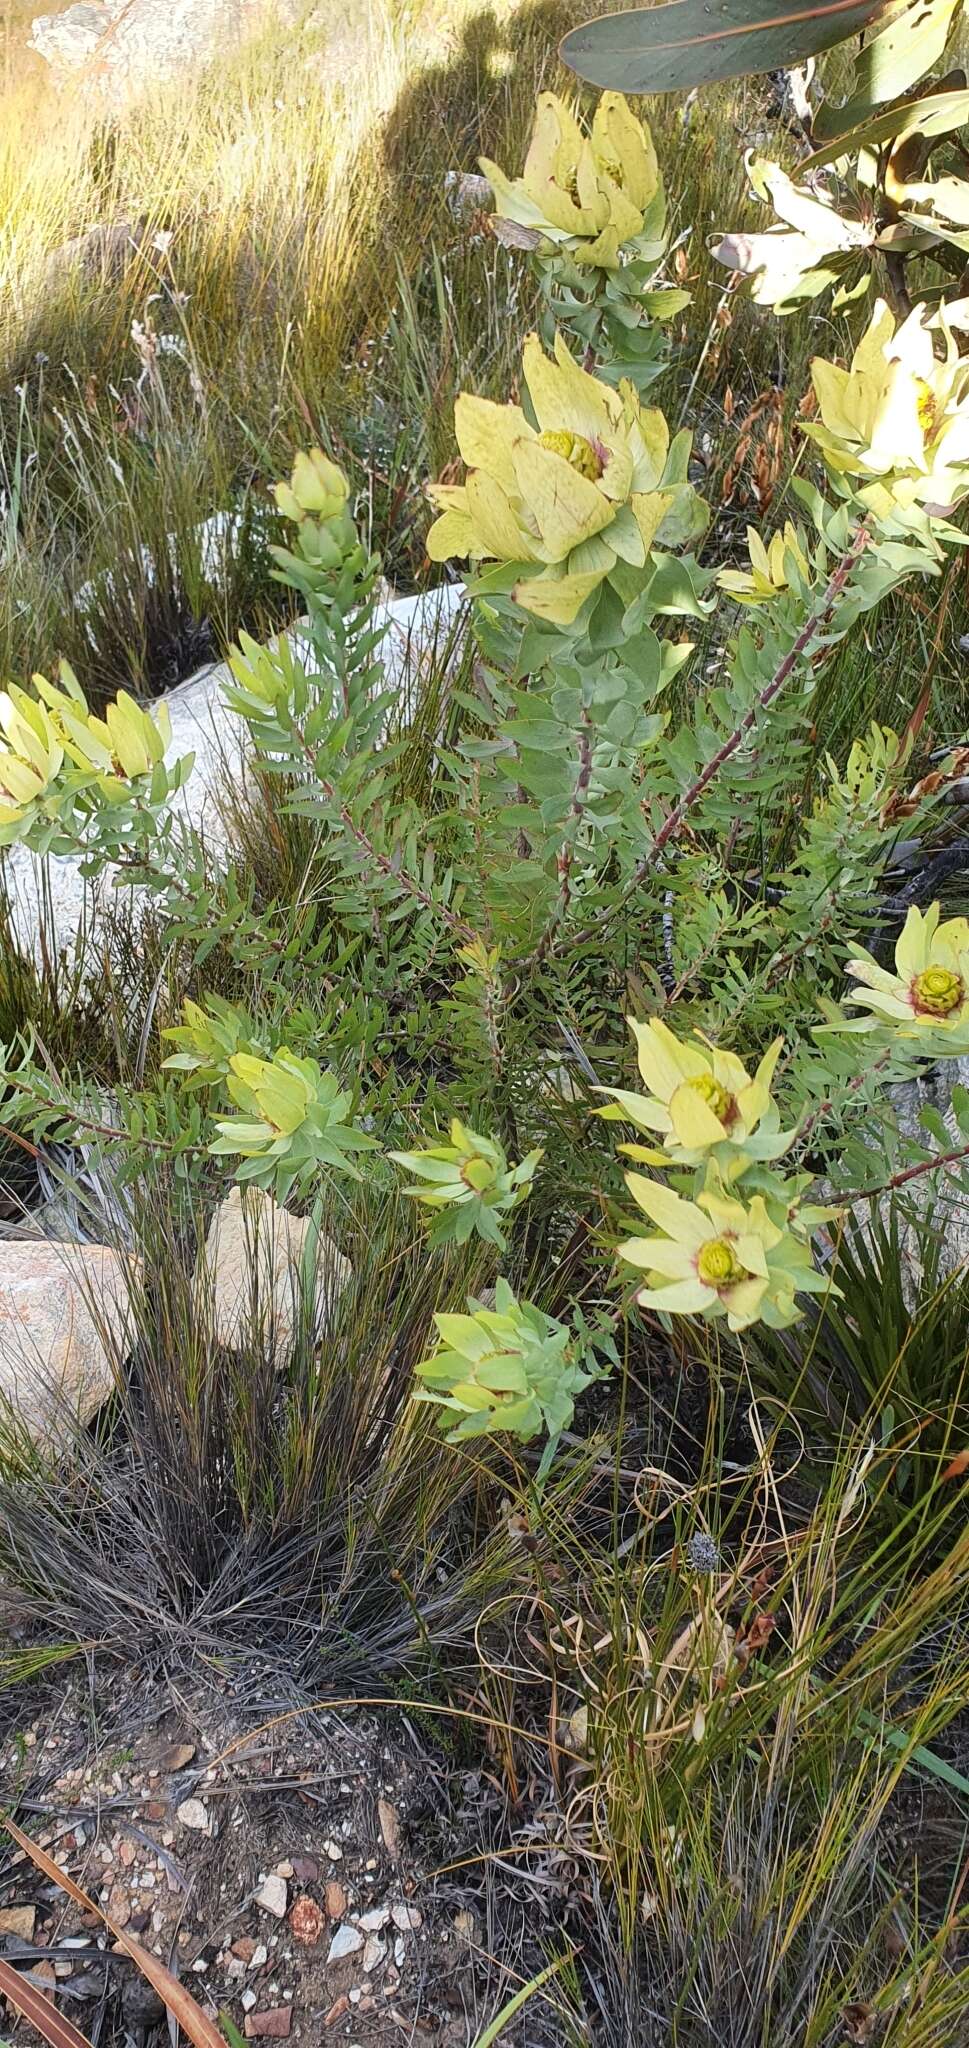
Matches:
[426,332,706,625]
[717,521,810,606]
[274,448,350,524]
[597,1016,793,1167]
[617,1172,832,1332]
[33,668,171,795]
[843,902,969,1047]
[480,90,661,270]
[0,684,65,827]
[803,299,969,518]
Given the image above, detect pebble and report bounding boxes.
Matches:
[324,1881,347,1919]
[327,1924,363,1963]
[241,1989,258,2012]
[391,1904,422,1931]
[244,2009,292,2038]
[289,1896,324,1946]
[250,1945,269,1970]
[176,1799,210,1833]
[362,1935,386,1973]
[358,1907,390,1932]
[323,1839,343,1862]
[255,1875,288,1920]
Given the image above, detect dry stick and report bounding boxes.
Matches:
[552,522,872,965]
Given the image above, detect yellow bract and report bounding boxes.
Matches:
[274,448,349,524]
[803,299,969,518]
[718,521,810,606]
[33,669,171,793]
[426,332,704,625]
[0,686,65,825]
[844,902,969,1044]
[596,1015,792,1167]
[480,90,661,270]
[0,661,171,828]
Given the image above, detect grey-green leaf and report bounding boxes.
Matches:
[560,0,893,96]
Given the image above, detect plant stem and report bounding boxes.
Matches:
[840,1137,969,1206]
[636,524,870,877]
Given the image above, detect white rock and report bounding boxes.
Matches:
[0,1242,137,1451]
[249,1945,268,1970]
[326,1924,363,1963]
[361,1935,386,1973]
[254,1874,288,1919]
[357,1908,390,1932]
[175,1799,210,1833]
[323,1839,343,1862]
[202,1185,351,1365]
[240,1989,257,2013]
[390,1904,422,1931]
[2,584,467,964]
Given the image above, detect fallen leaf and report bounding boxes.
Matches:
[941,1448,969,1482]
[0,1955,94,2048]
[0,1814,225,2048]
[377,1799,401,1858]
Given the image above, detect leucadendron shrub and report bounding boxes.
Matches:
[2,93,969,1473]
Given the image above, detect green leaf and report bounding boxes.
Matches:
[560,0,893,96]
[804,86,969,169]
[474,1955,573,2047]
[811,0,963,138]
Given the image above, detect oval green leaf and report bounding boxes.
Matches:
[561,0,896,95]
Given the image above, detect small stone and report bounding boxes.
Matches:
[326,1924,363,1963]
[323,1839,343,1862]
[324,1882,347,1919]
[106,1885,131,1928]
[393,1937,406,1967]
[250,1944,269,1970]
[0,1244,139,1451]
[205,1187,351,1367]
[291,1857,319,1883]
[274,1861,293,1880]
[289,1896,324,1947]
[244,2010,292,2039]
[391,1904,422,1931]
[358,1908,390,1932]
[362,1935,386,1973]
[0,1906,36,1940]
[176,1799,210,1833]
[255,1875,288,1920]
[323,1995,348,2026]
[232,1938,258,1963]
[158,1742,197,1772]
[241,1989,258,2013]
[118,1841,136,1869]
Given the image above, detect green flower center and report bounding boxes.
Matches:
[686,1072,735,1124]
[911,965,964,1017]
[538,429,602,481]
[696,1237,747,1289]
